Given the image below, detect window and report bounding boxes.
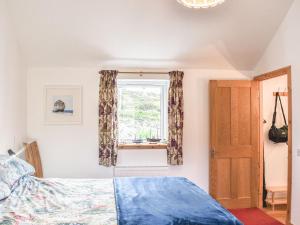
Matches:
[117,79,168,144]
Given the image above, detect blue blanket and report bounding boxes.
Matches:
[114,177,242,225]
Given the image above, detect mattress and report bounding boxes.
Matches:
[0,176,242,225]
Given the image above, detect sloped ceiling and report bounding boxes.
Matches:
[7,0,293,70]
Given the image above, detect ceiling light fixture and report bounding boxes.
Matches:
[177,0,225,9]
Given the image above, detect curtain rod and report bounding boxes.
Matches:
[99,71,169,75]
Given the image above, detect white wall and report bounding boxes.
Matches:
[255,1,300,223]
[0,0,27,154]
[27,67,251,190]
[262,76,288,188]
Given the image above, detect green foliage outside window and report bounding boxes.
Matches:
[118,85,162,142]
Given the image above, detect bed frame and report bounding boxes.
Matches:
[24,141,43,178]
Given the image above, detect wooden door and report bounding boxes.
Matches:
[210,80,259,209]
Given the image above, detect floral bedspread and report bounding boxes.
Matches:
[0,176,117,225]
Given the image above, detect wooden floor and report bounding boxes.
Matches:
[261,206,287,224]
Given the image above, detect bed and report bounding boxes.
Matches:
[0,155,242,225]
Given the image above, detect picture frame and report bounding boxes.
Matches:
[44,85,82,125]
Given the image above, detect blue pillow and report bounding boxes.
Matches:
[0,155,35,189]
[0,180,11,200]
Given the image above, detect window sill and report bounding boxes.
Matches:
[118,143,167,150]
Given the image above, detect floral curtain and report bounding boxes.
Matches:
[167,71,184,165]
[99,70,118,167]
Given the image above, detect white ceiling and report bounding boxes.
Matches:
[7,0,293,70]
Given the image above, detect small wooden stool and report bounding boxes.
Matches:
[266,186,287,211]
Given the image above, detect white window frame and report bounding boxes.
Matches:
[117,79,169,142]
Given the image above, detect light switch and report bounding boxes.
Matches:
[297,149,300,157]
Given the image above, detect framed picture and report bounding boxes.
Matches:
[44,85,82,125]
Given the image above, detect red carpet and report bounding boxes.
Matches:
[229,208,283,225]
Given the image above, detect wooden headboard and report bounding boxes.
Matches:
[24,141,43,178]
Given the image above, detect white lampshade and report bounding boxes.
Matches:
[177,0,225,9]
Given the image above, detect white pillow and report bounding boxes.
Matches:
[0,155,35,190]
[0,179,11,200]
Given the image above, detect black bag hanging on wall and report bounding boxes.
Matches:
[268,92,288,143]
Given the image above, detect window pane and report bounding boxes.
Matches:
[118,85,162,143]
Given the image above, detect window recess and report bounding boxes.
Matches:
[117,79,168,149]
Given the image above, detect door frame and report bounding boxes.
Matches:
[253,66,292,225]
